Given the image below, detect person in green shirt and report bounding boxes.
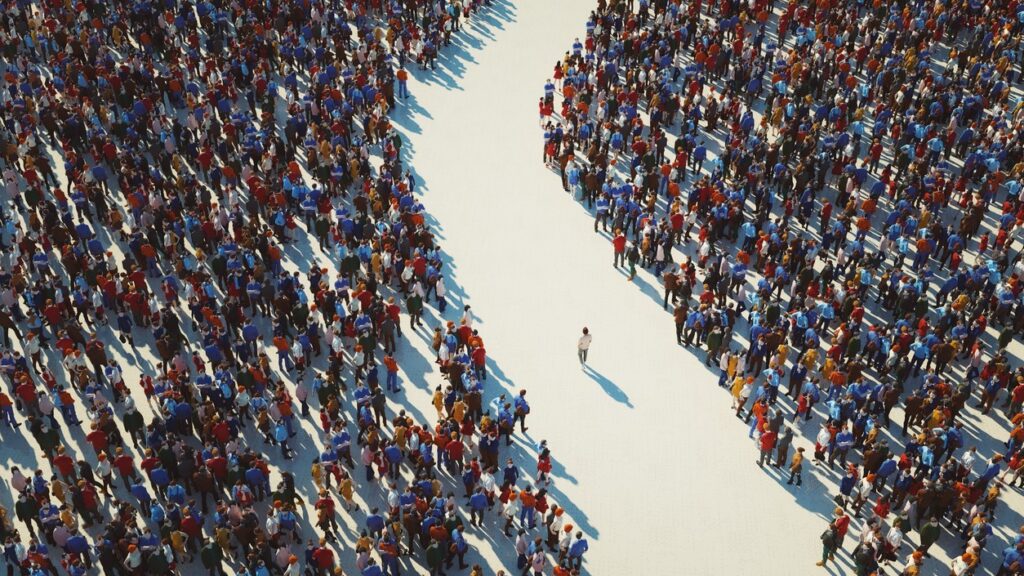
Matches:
[200,540,225,575]
[147,547,170,574]
[406,293,423,328]
[426,540,446,575]
[917,517,940,557]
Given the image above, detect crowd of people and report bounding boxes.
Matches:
[0,0,592,575]
[542,0,1024,573]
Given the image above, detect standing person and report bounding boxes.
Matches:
[917,517,940,557]
[577,328,592,365]
[396,66,409,99]
[757,428,778,468]
[567,532,588,570]
[787,447,805,486]
[817,518,840,567]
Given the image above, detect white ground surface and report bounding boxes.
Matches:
[4,1,1023,575]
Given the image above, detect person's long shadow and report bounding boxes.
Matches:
[582,364,634,408]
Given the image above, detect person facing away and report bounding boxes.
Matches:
[577,328,592,365]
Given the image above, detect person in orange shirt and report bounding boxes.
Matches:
[382,354,401,393]
[272,335,294,373]
[396,65,409,99]
[518,486,537,529]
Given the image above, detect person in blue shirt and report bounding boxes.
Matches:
[997,543,1024,575]
[501,458,520,490]
[130,480,153,516]
[460,486,487,529]
[568,532,589,569]
[275,421,292,460]
[828,425,854,470]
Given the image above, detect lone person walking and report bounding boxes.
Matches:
[577,328,592,365]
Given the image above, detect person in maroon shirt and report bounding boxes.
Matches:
[446,432,465,473]
[311,541,335,574]
[386,298,403,338]
[77,481,102,527]
[211,418,231,446]
[471,345,487,381]
[124,290,146,326]
[314,492,339,541]
[180,509,203,548]
[205,450,228,491]
[85,424,109,455]
[15,379,38,415]
[51,449,77,483]
[112,447,138,490]
[42,300,63,327]
[139,449,160,478]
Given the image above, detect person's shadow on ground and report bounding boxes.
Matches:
[582,364,634,408]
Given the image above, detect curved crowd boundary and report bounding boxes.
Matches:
[0,1,590,576]
[541,0,1024,574]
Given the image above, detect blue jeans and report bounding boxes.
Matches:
[277,352,293,372]
[519,506,534,528]
[61,405,80,424]
[387,372,398,391]
[398,80,408,98]
[1,406,15,427]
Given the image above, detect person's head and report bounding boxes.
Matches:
[582,327,589,335]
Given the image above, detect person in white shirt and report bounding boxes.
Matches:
[577,327,592,365]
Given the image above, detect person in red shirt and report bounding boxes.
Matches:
[139,448,160,478]
[0,390,16,428]
[51,448,76,483]
[112,447,138,490]
[85,425,109,455]
[445,432,464,473]
[42,300,63,328]
[315,492,339,542]
[205,451,228,491]
[612,231,627,267]
[78,482,102,527]
[471,345,487,381]
[758,429,778,468]
[311,541,335,572]
[15,378,38,415]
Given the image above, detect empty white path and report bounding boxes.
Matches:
[398,1,830,572]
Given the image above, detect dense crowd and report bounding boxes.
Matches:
[543,0,1024,573]
[0,0,591,575]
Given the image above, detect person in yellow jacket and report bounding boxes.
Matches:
[311,459,325,493]
[432,385,444,420]
[170,528,190,562]
[787,447,805,486]
[339,473,357,512]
